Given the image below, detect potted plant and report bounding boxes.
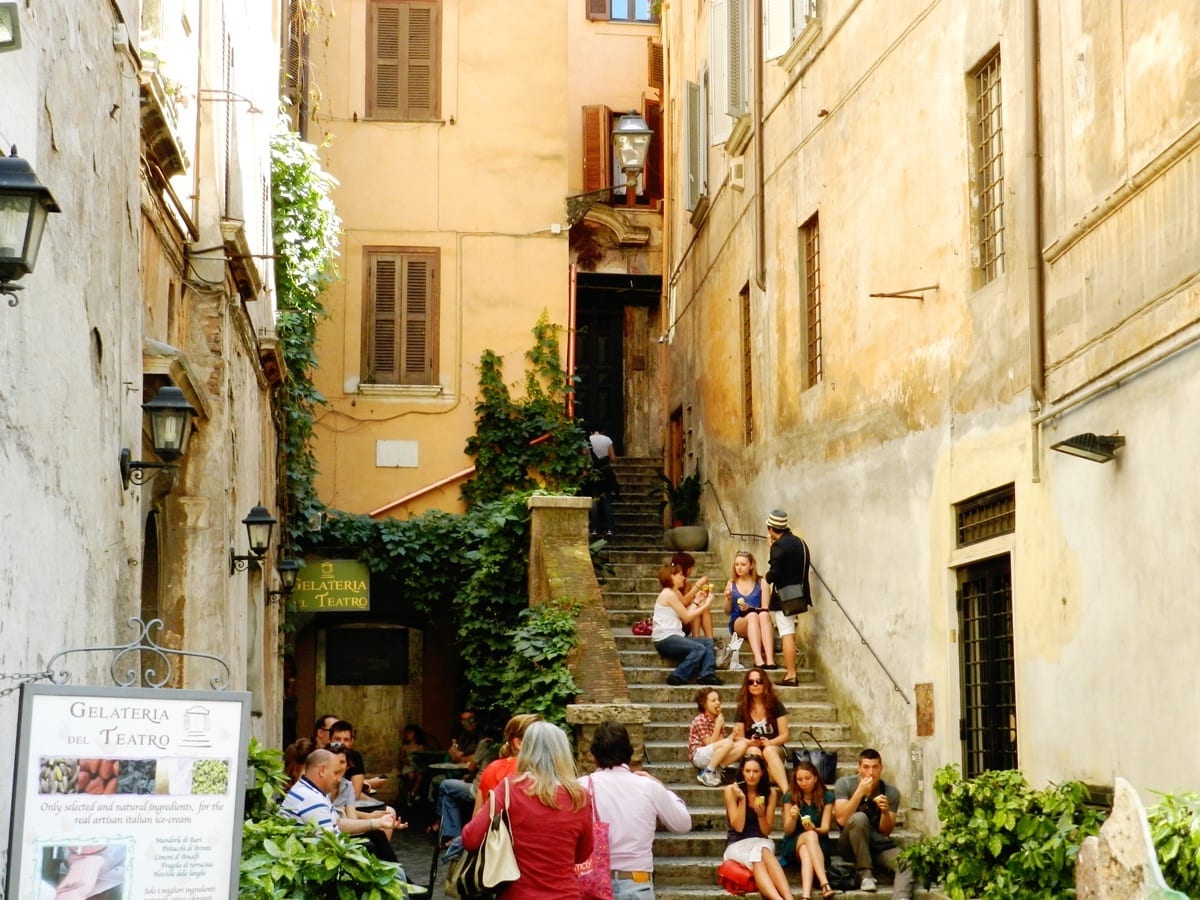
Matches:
[656,466,708,551]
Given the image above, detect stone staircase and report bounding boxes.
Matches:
[601,458,925,898]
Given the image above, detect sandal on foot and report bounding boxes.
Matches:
[821,883,835,898]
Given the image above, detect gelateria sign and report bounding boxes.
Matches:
[6,684,250,899]
[292,559,371,612]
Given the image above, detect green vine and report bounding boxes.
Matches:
[461,311,589,506]
[270,129,341,547]
[900,764,1107,899]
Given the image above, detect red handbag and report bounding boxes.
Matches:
[717,859,756,894]
[631,618,653,636]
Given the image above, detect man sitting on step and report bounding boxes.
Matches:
[832,748,913,898]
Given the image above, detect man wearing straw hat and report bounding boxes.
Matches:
[764,509,811,686]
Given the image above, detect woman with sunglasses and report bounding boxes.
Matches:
[722,550,775,669]
[723,754,794,900]
[733,667,791,795]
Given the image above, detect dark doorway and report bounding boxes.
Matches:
[957,555,1017,776]
[574,273,659,453]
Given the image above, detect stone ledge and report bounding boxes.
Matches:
[566,703,650,725]
[528,494,592,510]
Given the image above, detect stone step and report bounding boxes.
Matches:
[648,853,920,887]
[654,890,924,900]
[643,720,853,744]
[615,641,811,669]
[621,668,827,694]
[639,755,864,786]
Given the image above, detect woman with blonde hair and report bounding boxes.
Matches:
[438,713,541,856]
[721,550,775,669]
[461,721,593,897]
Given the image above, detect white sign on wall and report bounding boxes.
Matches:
[6,684,251,899]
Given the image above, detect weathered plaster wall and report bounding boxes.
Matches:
[661,0,1200,830]
[0,0,143,862]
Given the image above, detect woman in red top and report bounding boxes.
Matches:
[473,713,540,812]
[461,720,593,898]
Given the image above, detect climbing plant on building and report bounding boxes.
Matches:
[461,310,589,505]
[270,129,342,546]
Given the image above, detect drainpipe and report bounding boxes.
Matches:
[753,0,766,291]
[1025,0,1046,482]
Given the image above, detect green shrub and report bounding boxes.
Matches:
[1148,791,1200,895]
[493,599,581,729]
[900,764,1106,899]
[239,739,411,898]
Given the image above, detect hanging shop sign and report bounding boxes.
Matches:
[6,684,250,899]
[292,558,371,612]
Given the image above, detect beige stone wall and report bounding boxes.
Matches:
[660,0,1200,825]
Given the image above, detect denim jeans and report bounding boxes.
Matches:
[436,778,476,841]
[654,634,715,681]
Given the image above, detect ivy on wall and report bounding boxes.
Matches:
[269,129,341,547]
[292,315,587,722]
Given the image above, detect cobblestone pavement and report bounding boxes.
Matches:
[391,820,450,899]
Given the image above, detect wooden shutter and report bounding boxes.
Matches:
[586,0,611,20]
[727,0,747,115]
[647,39,664,93]
[366,250,438,384]
[402,255,434,383]
[582,105,613,192]
[685,81,701,210]
[367,1,439,119]
[644,97,663,202]
[369,255,401,382]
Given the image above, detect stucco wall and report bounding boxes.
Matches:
[660,0,1200,831]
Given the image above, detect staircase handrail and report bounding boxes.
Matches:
[705,479,912,706]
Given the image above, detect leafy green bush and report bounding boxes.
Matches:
[493,599,581,729]
[1148,791,1200,895]
[900,765,1106,899]
[239,742,410,898]
[240,817,408,899]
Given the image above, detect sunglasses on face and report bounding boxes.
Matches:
[747,678,764,685]
[327,742,346,752]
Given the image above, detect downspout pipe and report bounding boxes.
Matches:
[1025,0,1047,481]
[753,0,766,291]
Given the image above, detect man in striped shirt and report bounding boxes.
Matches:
[281,748,395,837]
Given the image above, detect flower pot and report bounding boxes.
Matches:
[664,525,708,551]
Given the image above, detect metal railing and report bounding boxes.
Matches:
[705,480,912,705]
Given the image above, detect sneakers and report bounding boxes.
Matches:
[665,674,685,686]
[859,874,877,892]
[698,674,723,685]
[697,768,722,787]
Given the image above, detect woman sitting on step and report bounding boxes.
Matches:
[652,563,722,687]
[721,550,776,669]
[781,760,835,899]
[723,754,795,900]
[732,667,791,796]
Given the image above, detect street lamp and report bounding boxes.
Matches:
[611,110,653,207]
[230,505,278,574]
[565,110,654,225]
[0,146,61,304]
[119,385,199,489]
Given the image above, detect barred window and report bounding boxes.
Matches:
[971,49,1005,285]
[800,214,822,388]
[955,483,1015,548]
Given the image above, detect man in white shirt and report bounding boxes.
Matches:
[580,721,692,899]
[587,429,619,536]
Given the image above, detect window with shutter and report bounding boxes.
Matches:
[364,248,440,385]
[367,0,441,120]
